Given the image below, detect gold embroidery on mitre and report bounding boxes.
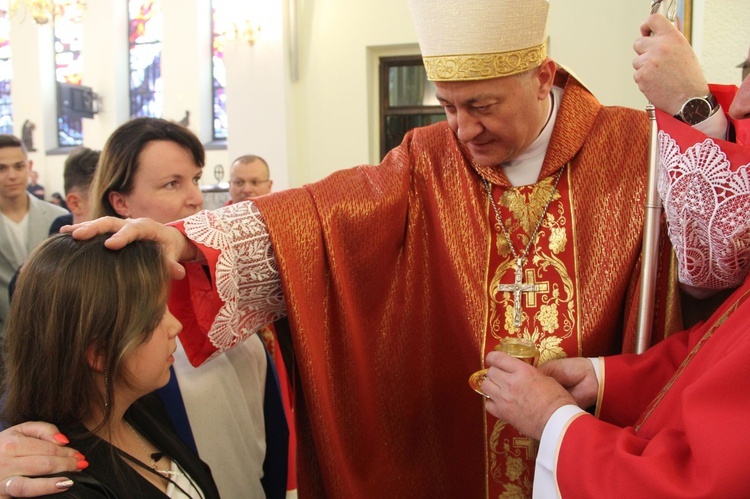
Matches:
[423,43,547,81]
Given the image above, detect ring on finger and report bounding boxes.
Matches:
[4,475,19,495]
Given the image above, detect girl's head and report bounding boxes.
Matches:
[90,117,205,224]
[2,234,175,428]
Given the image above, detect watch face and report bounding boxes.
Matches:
[682,98,712,124]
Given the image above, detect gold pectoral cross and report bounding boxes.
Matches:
[497,258,544,329]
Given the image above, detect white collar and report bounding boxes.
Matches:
[501,85,563,187]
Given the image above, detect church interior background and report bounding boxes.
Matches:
[2,0,748,207]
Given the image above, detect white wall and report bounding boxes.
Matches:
[693,0,750,85]
[284,0,416,183]
[547,1,647,109]
[224,0,291,191]
[7,1,748,195]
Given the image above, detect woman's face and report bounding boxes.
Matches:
[123,307,181,396]
[110,140,204,223]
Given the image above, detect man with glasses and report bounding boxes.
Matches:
[227,154,273,204]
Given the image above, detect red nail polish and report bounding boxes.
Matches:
[77,460,89,470]
[54,433,70,444]
[74,452,85,460]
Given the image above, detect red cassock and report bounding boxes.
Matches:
[556,274,750,497]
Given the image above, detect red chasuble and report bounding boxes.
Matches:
[171,69,682,498]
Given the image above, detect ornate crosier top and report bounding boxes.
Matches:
[482,165,565,329]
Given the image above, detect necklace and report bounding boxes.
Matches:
[481,164,566,330]
[125,421,181,479]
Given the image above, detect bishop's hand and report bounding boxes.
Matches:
[481,352,576,440]
[62,216,199,280]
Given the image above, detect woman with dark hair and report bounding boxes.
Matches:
[2,233,220,498]
[90,117,206,224]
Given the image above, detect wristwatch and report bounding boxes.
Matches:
[673,93,720,125]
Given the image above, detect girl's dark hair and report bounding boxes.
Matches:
[2,233,169,428]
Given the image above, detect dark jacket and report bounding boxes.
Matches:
[38,395,220,499]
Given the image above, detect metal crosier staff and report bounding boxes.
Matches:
[634,0,678,354]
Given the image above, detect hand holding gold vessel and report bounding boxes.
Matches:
[469,337,540,397]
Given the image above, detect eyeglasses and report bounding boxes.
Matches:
[231,179,270,188]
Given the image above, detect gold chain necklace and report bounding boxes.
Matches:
[125,421,181,479]
[481,164,566,330]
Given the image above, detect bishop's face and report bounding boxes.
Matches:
[434,60,555,168]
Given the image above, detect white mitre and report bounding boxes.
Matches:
[407,0,550,81]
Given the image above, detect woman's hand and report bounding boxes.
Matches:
[0,422,86,498]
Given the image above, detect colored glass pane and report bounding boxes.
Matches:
[212,0,231,140]
[54,0,85,147]
[129,0,162,118]
[0,1,12,135]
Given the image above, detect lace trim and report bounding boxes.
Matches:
[658,131,750,289]
[183,201,286,353]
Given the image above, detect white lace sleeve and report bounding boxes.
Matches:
[658,131,750,289]
[182,201,287,353]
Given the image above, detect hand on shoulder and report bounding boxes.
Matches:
[0,422,82,498]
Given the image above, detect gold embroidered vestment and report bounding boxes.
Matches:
[253,69,682,498]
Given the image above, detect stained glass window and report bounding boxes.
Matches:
[129,0,162,118]
[0,1,11,135]
[54,0,85,147]
[211,0,230,141]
